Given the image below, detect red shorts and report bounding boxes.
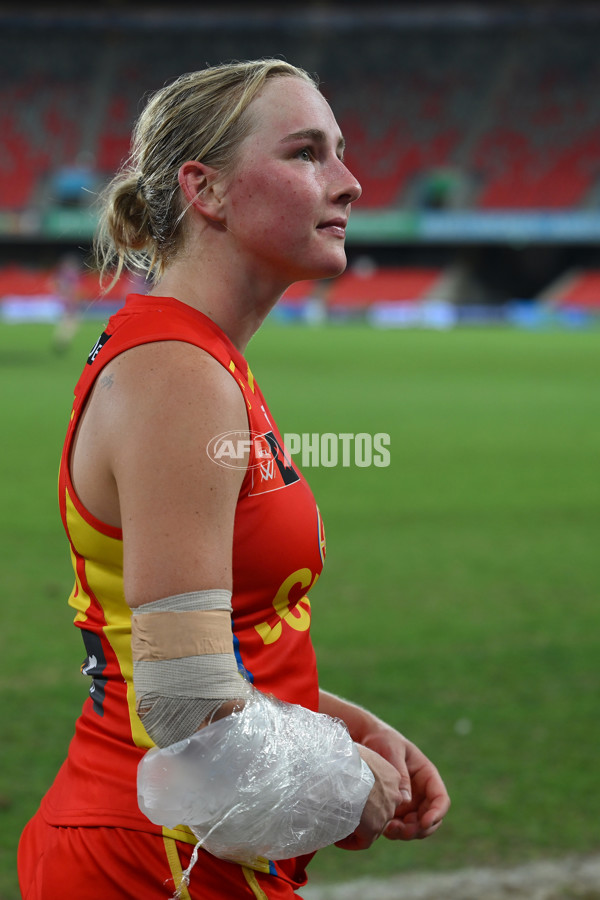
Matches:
[18,810,308,900]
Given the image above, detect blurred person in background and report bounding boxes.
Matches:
[18,59,449,900]
[50,252,84,353]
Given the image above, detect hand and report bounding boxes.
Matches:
[334,744,405,851]
[317,691,450,850]
[362,726,450,842]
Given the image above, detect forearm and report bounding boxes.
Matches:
[319,688,450,845]
[319,689,409,785]
[138,690,375,863]
[318,689,389,744]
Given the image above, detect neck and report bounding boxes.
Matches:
[148,235,290,354]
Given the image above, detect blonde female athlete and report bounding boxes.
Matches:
[18,59,450,900]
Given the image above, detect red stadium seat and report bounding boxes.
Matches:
[281,268,442,308]
[557,272,600,309]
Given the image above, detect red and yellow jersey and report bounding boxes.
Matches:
[41,294,326,882]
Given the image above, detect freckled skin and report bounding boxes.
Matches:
[221,77,362,287]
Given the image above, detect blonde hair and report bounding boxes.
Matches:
[94,59,317,286]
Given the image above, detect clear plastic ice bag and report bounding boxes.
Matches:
[137,691,374,864]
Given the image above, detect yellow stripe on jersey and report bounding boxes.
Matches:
[64,487,150,750]
[162,825,197,846]
[68,542,91,624]
[163,836,192,900]
[242,867,269,900]
[229,357,255,409]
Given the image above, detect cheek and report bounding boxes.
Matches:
[231,169,315,227]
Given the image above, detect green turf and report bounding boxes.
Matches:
[1,318,599,897]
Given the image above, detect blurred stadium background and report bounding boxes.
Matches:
[1,0,600,327]
[2,4,600,899]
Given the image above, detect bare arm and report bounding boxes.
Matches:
[319,689,450,848]
[71,340,248,607]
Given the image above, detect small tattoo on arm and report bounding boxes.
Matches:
[99,374,114,390]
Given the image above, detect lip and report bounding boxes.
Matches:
[317,217,347,237]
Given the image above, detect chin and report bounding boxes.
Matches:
[309,253,348,281]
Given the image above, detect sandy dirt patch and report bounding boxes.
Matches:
[303,855,600,900]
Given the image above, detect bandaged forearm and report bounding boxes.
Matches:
[134,590,375,863]
[131,590,252,748]
[137,689,375,864]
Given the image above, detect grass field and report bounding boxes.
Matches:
[1,317,599,898]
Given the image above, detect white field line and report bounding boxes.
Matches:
[303,854,600,900]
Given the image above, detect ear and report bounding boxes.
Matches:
[178,160,226,223]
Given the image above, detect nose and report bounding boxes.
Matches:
[332,158,362,205]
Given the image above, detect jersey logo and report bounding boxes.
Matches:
[255,567,317,645]
[249,431,300,496]
[87,331,112,365]
[259,457,275,482]
[317,506,327,565]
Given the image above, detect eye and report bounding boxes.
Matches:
[296,147,314,162]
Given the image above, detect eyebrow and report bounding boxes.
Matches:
[280,128,346,154]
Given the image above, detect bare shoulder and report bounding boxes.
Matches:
[96,340,248,439]
[104,340,243,402]
[70,339,248,537]
[85,341,250,601]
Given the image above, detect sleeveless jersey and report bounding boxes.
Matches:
[41,294,326,882]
